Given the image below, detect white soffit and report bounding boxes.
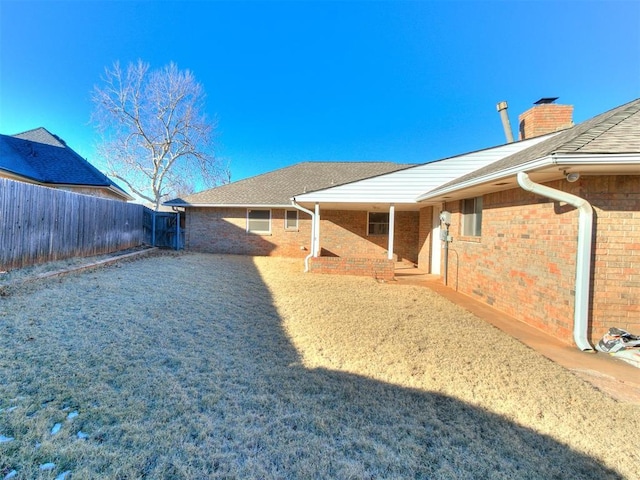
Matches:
[293,134,556,204]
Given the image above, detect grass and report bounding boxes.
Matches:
[0,253,638,479]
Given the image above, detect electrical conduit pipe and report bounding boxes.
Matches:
[291,200,315,272]
[516,172,594,351]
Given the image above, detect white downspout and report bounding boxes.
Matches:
[517,171,594,351]
[291,199,315,272]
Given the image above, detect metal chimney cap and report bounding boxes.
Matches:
[496,101,508,112]
[534,97,559,105]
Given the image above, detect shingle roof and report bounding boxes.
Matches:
[431,98,640,192]
[166,161,411,206]
[0,127,130,198]
[12,127,68,147]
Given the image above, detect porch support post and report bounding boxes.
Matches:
[387,204,395,260]
[314,202,321,257]
[175,211,180,250]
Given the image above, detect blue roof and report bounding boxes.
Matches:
[0,128,128,196]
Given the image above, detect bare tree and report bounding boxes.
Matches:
[92,60,221,210]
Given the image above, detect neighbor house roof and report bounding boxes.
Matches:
[165,161,412,207]
[419,98,640,201]
[0,127,132,200]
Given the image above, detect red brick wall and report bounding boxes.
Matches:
[518,103,574,140]
[443,176,640,345]
[588,176,640,338]
[319,209,419,263]
[186,207,312,257]
[186,207,419,263]
[309,256,395,280]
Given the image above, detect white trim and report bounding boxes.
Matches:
[387,205,395,260]
[416,156,555,202]
[367,211,390,236]
[166,203,294,208]
[461,196,483,237]
[553,153,640,164]
[314,203,321,257]
[417,153,640,202]
[293,135,557,204]
[431,208,441,275]
[284,209,299,230]
[290,200,315,271]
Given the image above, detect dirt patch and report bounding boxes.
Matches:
[0,253,637,479]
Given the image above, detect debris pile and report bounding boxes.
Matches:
[596,327,640,368]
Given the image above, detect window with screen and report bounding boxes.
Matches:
[285,210,298,230]
[247,209,271,234]
[461,197,482,237]
[368,212,389,235]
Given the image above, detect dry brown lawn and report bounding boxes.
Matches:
[0,253,638,479]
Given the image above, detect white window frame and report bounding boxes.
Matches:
[247,209,271,234]
[284,209,299,231]
[461,197,482,237]
[367,211,389,236]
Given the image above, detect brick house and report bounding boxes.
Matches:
[0,127,132,201]
[412,98,640,350]
[167,98,640,349]
[165,162,412,262]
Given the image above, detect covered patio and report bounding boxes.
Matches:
[292,200,440,281]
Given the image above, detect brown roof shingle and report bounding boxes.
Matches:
[166,161,411,206]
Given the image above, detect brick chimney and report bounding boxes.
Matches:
[518,98,574,140]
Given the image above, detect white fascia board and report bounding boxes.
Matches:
[163,203,294,209]
[416,152,640,202]
[554,153,640,164]
[295,135,555,204]
[416,156,555,201]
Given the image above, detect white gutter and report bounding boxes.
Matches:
[163,203,295,208]
[552,153,640,165]
[516,171,594,351]
[291,199,315,272]
[418,153,640,204]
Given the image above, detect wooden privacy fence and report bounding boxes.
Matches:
[0,178,145,270]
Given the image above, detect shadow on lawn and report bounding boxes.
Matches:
[0,253,623,479]
[178,254,620,480]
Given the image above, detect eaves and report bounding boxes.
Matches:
[163,202,295,209]
[417,153,640,203]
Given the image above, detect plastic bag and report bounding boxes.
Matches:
[595,327,640,353]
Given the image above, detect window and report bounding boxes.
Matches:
[247,209,271,234]
[368,212,389,235]
[285,209,298,230]
[461,197,482,237]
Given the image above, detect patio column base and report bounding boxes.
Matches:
[308,256,395,281]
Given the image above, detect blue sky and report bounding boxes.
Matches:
[1,0,639,186]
